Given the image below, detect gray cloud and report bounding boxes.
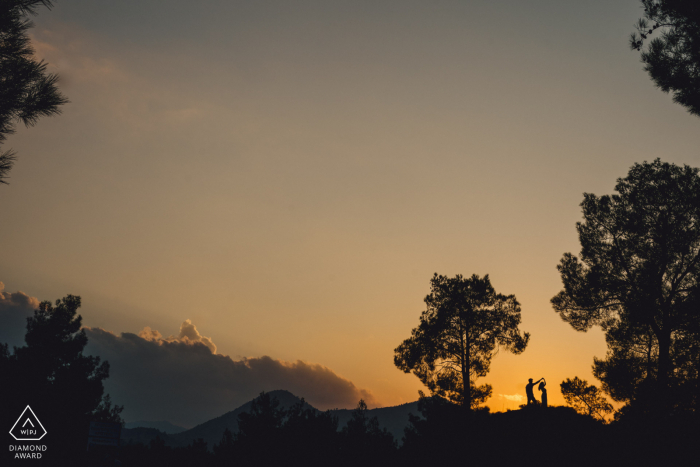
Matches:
[0,283,375,427]
[85,326,375,427]
[0,282,39,349]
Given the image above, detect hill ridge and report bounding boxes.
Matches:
[121,390,421,449]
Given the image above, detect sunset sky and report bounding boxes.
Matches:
[2,0,700,425]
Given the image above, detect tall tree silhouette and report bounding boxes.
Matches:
[0,0,67,183]
[552,159,700,415]
[0,295,121,462]
[395,273,530,409]
[630,0,700,116]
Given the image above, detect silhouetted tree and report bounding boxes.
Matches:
[395,273,530,409]
[231,391,287,466]
[400,395,474,466]
[147,435,173,465]
[671,302,700,410]
[560,377,613,421]
[174,438,211,466]
[0,0,67,183]
[224,392,344,467]
[630,1,700,116]
[235,391,286,441]
[213,427,235,465]
[552,159,700,415]
[282,398,340,466]
[0,295,122,463]
[590,319,657,406]
[340,400,396,466]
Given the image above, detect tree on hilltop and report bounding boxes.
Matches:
[0,295,122,462]
[552,159,700,415]
[395,273,530,410]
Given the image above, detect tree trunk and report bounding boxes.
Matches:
[464,369,471,410]
[695,350,700,411]
[463,331,470,410]
[656,331,671,415]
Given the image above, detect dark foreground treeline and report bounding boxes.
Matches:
[88,393,700,467]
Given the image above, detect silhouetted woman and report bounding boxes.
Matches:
[538,379,547,407]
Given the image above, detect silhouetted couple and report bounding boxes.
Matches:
[526,378,547,407]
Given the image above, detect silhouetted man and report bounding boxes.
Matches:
[526,378,544,405]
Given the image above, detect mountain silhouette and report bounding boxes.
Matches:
[121,390,421,449]
[171,390,304,447]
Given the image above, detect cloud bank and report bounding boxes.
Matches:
[137,319,217,354]
[0,283,375,427]
[84,325,375,427]
[0,282,39,349]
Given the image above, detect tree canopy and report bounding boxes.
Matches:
[0,295,121,462]
[394,273,530,410]
[560,377,613,421]
[630,0,700,116]
[0,0,67,183]
[552,159,700,415]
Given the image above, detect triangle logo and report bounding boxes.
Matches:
[9,406,47,441]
